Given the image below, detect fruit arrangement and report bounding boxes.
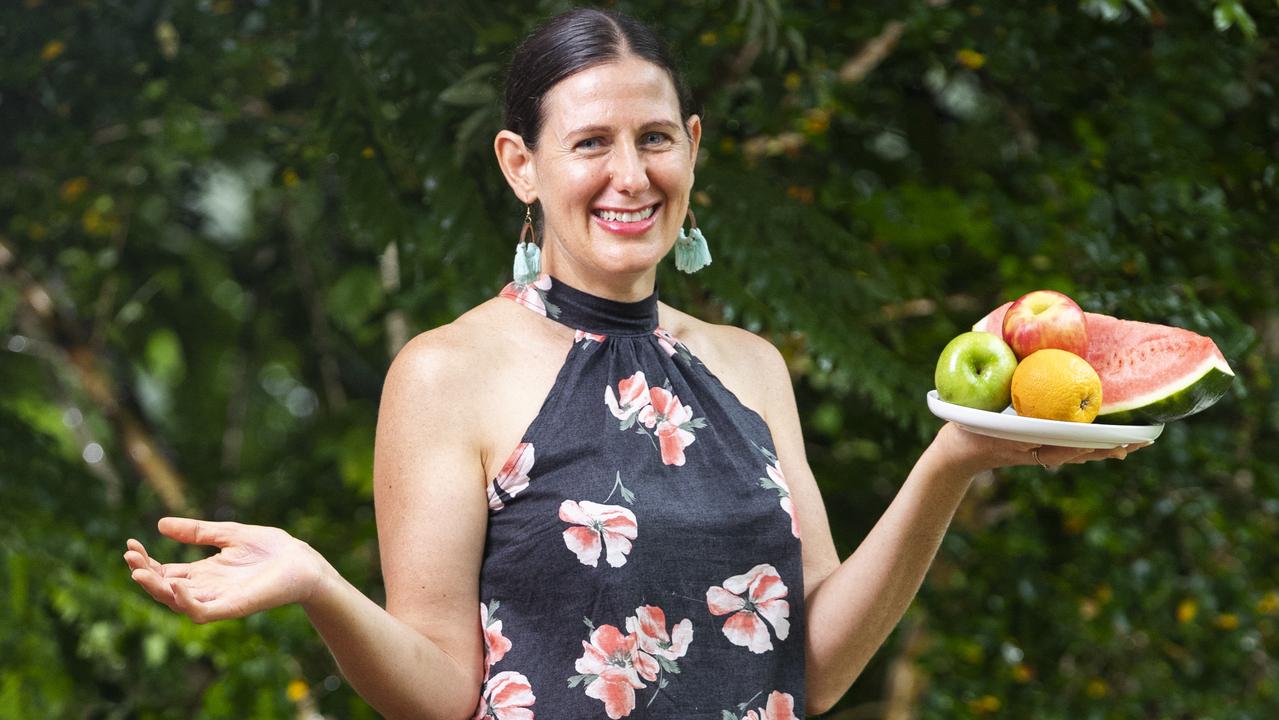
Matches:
[934,289,1236,424]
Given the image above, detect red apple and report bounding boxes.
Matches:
[1002,290,1088,360]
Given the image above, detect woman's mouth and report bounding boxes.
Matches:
[592,203,660,236]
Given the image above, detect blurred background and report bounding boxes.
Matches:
[2,0,1277,717]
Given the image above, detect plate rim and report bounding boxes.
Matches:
[926,389,1164,447]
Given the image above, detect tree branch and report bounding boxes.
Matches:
[839,21,906,85]
[0,239,192,514]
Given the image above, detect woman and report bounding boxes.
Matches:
[124,9,1141,718]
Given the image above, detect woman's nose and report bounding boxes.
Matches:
[608,144,650,194]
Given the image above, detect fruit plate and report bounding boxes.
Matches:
[927,390,1164,449]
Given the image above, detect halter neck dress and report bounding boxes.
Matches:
[474,274,807,720]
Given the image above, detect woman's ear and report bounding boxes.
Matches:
[685,115,703,162]
[494,130,537,204]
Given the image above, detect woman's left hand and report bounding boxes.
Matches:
[934,421,1150,476]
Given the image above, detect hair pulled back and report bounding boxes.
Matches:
[503,8,695,149]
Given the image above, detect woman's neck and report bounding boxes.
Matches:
[538,254,657,303]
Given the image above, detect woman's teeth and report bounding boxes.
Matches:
[595,206,656,223]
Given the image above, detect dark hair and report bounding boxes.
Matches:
[503,8,695,149]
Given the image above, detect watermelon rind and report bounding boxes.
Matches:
[1097,355,1234,424]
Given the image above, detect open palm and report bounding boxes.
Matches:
[124,517,325,623]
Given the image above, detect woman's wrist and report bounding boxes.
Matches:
[298,543,342,612]
[928,422,995,480]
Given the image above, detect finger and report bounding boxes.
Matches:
[172,579,242,624]
[170,579,207,622]
[158,517,239,548]
[126,539,163,572]
[1066,449,1113,463]
[1036,446,1092,469]
[130,567,180,612]
[157,562,192,579]
[123,549,150,572]
[1074,445,1132,463]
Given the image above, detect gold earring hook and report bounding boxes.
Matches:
[519,204,538,247]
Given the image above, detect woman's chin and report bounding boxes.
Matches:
[596,247,672,276]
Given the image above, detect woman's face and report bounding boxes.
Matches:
[526,55,701,287]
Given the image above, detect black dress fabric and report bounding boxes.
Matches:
[473,274,806,720]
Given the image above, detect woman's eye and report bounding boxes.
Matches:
[577,137,604,150]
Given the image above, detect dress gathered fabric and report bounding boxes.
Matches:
[474,274,806,720]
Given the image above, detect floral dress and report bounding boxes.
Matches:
[475,274,806,720]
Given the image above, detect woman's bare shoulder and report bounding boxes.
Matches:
[385,298,523,393]
[658,302,788,420]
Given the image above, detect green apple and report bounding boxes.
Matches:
[935,331,1018,411]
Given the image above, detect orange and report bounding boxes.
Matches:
[1011,349,1103,423]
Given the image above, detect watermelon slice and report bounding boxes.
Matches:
[973,303,1234,424]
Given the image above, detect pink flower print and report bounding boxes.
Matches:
[480,601,511,671]
[626,605,693,662]
[488,443,534,511]
[766,462,801,539]
[653,327,696,365]
[638,387,697,466]
[755,444,800,539]
[572,625,646,719]
[653,327,680,356]
[473,670,536,720]
[575,329,607,344]
[706,564,791,654]
[500,274,560,319]
[743,691,799,720]
[559,500,638,568]
[605,371,652,423]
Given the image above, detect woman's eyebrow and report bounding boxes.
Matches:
[564,120,682,137]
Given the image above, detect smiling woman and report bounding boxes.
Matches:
[495,33,702,296]
[124,7,1147,720]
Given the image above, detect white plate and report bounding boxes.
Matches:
[927,390,1164,449]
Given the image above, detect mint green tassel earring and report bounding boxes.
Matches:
[513,203,541,284]
[675,207,711,273]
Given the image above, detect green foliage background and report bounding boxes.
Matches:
[2,0,1277,717]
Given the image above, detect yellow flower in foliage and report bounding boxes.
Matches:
[41,40,66,62]
[699,31,718,46]
[1085,678,1109,698]
[786,185,815,205]
[361,146,376,159]
[1094,584,1113,603]
[1062,513,1087,535]
[1258,591,1279,615]
[967,695,1001,714]
[957,49,986,70]
[60,177,89,203]
[784,72,802,92]
[1012,663,1035,683]
[286,679,309,702]
[282,168,300,187]
[82,197,120,237]
[82,208,110,236]
[1177,598,1198,624]
[802,108,830,136]
[1215,613,1239,630]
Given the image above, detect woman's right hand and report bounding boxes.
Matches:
[124,517,330,624]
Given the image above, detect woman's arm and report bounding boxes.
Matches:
[125,326,488,720]
[749,336,1138,715]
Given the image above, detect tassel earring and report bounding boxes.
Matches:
[513,203,541,284]
[675,207,712,273]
